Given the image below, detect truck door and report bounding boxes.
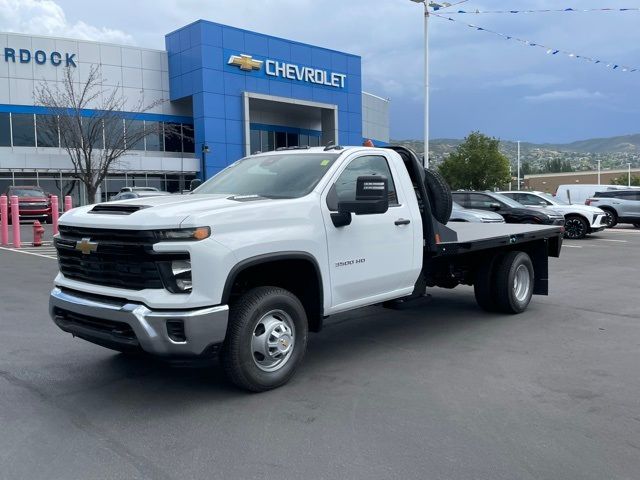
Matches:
[321,153,416,311]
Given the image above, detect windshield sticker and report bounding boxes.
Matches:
[320,159,331,166]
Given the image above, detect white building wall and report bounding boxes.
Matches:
[362,92,390,143]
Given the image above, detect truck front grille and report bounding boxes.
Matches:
[54,226,187,291]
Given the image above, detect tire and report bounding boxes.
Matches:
[564,215,589,239]
[493,251,534,314]
[601,208,618,228]
[474,253,502,312]
[221,286,308,392]
[423,169,452,224]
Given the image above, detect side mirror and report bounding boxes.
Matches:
[489,202,501,210]
[331,176,389,227]
[189,179,203,191]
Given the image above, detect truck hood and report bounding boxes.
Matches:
[59,194,276,229]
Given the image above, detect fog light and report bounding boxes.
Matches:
[172,260,192,292]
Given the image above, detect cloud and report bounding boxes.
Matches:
[524,89,605,102]
[491,73,562,89]
[0,0,134,44]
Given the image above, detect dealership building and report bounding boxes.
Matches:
[0,20,390,204]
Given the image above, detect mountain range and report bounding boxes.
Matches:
[393,133,640,173]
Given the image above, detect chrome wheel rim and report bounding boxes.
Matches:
[251,309,295,372]
[513,264,531,303]
[565,218,586,239]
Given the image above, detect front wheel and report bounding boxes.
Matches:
[221,287,308,392]
[564,215,589,239]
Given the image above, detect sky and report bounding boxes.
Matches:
[1,0,638,144]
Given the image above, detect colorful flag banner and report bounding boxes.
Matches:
[445,7,640,14]
[432,13,639,73]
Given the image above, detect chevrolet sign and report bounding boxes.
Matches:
[227,54,347,89]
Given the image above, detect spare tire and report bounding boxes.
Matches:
[423,169,452,224]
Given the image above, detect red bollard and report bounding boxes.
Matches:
[10,195,20,248]
[32,220,45,247]
[0,195,8,246]
[64,195,73,212]
[50,195,59,235]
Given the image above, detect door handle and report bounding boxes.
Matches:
[395,218,411,226]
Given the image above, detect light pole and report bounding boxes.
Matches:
[411,0,430,168]
[597,159,601,185]
[517,141,521,191]
[628,163,632,187]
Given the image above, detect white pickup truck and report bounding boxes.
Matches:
[50,146,563,391]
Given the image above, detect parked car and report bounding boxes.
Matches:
[118,186,160,193]
[585,189,640,227]
[452,191,565,226]
[554,184,637,205]
[110,190,172,201]
[449,201,505,223]
[1,185,52,223]
[501,190,606,239]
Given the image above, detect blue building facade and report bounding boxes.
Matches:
[166,20,368,178]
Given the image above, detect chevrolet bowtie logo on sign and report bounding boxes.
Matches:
[226,53,347,89]
[228,54,263,71]
[75,238,98,255]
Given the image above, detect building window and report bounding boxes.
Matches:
[182,124,194,153]
[0,113,10,147]
[36,114,59,147]
[261,130,274,152]
[164,122,182,152]
[145,121,163,151]
[11,113,36,147]
[309,135,320,147]
[126,120,145,150]
[250,129,261,154]
[82,117,104,149]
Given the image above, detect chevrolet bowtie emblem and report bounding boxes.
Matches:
[75,238,98,255]
[228,54,263,71]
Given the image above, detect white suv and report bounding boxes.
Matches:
[501,191,606,239]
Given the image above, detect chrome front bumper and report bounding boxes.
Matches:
[49,287,229,356]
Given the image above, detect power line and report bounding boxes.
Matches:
[432,12,639,73]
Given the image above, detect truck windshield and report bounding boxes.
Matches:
[194,153,341,198]
[9,189,47,198]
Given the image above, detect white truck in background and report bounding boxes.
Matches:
[50,146,563,391]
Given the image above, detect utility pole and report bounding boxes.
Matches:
[629,163,632,187]
[411,0,430,168]
[597,159,601,185]
[517,141,521,191]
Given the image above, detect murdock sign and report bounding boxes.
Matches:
[4,48,77,67]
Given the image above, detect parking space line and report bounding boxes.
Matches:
[563,245,582,249]
[596,239,628,243]
[0,245,57,260]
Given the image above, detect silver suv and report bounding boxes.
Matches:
[585,189,640,228]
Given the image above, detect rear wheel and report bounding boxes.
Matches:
[564,215,589,239]
[221,287,308,392]
[474,254,502,312]
[601,209,618,228]
[493,252,534,314]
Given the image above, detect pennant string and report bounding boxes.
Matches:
[444,7,640,14]
[431,13,639,73]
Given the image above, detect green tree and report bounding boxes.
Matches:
[611,174,640,186]
[438,131,511,190]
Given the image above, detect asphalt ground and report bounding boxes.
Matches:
[0,227,639,480]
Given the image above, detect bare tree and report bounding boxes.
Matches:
[35,66,171,203]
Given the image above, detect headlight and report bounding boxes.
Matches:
[156,227,210,241]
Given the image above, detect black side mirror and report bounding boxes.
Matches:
[489,202,501,210]
[331,176,389,227]
[189,179,203,191]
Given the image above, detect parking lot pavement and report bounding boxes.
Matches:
[0,228,639,480]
